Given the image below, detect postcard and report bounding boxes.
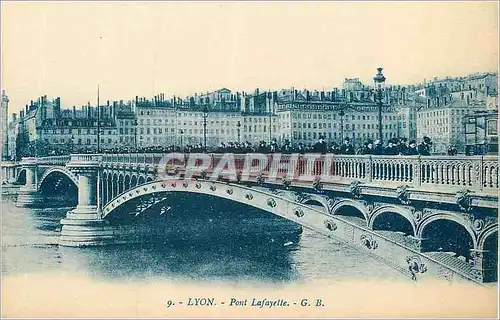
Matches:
[1,1,498,318]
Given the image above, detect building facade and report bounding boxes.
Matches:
[415,72,498,154]
[8,70,497,157]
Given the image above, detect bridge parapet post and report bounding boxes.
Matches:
[16,157,43,207]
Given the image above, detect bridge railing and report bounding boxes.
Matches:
[69,154,103,162]
[35,155,71,165]
[30,153,499,191]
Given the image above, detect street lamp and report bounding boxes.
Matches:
[97,84,101,154]
[180,129,184,151]
[134,119,138,152]
[203,106,208,151]
[237,120,241,143]
[268,109,272,143]
[373,67,386,144]
[339,109,345,143]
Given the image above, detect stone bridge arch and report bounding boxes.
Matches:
[330,199,369,223]
[416,212,478,248]
[477,225,498,282]
[478,223,498,251]
[38,167,79,189]
[16,168,26,184]
[417,212,478,262]
[368,205,417,236]
[297,194,333,214]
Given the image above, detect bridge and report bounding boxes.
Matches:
[4,153,498,284]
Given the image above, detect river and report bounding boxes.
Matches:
[1,193,407,284]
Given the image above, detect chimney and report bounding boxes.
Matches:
[20,110,24,118]
[73,106,76,118]
[320,91,325,100]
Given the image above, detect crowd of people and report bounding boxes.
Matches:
[190,136,436,156]
[32,136,445,157]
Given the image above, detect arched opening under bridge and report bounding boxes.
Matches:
[420,219,474,263]
[481,231,498,283]
[38,171,78,206]
[104,192,303,252]
[334,204,367,226]
[16,169,26,185]
[302,199,328,213]
[371,211,415,236]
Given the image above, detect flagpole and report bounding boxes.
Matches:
[97,84,100,153]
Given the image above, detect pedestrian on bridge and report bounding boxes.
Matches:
[418,136,432,156]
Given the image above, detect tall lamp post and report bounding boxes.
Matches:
[97,84,101,153]
[237,121,241,143]
[203,106,208,151]
[268,110,272,143]
[373,67,386,144]
[339,109,345,143]
[134,119,138,152]
[180,129,184,151]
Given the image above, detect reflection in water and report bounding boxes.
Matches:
[2,193,406,285]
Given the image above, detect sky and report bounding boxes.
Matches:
[1,1,498,114]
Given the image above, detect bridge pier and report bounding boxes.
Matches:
[470,249,495,283]
[16,158,44,207]
[60,158,113,247]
